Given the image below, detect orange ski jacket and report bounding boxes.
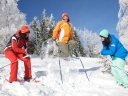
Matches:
[52,20,74,43]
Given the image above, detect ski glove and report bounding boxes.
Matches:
[53,39,58,46]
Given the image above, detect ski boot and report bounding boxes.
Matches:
[24,77,32,82]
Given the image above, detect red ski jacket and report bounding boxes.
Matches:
[4,30,28,54]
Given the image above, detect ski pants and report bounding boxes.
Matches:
[58,40,77,57]
[111,57,128,87]
[4,48,32,82]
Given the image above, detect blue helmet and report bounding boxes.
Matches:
[99,29,109,38]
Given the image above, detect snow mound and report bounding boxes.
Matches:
[0,55,128,96]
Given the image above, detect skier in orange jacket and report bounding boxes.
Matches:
[52,12,76,57]
[52,13,74,43]
[4,25,32,83]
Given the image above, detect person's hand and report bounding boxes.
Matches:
[23,55,29,58]
[93,48,100,55]
[53,39,58,46]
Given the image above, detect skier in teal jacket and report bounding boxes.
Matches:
[100,29,128,88]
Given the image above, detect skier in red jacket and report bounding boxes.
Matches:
[4,25,32,83]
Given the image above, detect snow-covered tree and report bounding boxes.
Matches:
[73,27,85,56]
[76,28,101,57]
[40,9,54,42]
[117,0,128,49]
[29,9,54,55]
[40,9,47,42]
[29,17,40,54]
[38,10,54,55]
[0,0,26,53]
[47,14,55,38]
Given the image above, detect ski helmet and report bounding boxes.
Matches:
[20,25,30,33]
[99,29,109,38]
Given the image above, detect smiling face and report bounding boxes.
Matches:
[63,15,69,22]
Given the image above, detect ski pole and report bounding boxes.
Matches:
[55,40,63,84]
[58,57,63,83]
[0,61,17,70]
[0,55,30,70]
[0,64,10,70]
[75,49,90,81]
[79,56,90,81]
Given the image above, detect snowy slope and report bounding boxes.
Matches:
[0,54,128,96]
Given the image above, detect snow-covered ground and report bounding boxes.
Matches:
[0,54,128,96]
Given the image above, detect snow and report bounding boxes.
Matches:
[0,54,128,96]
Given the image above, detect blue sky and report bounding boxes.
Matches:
[18,0,119,36]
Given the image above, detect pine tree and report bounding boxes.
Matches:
[46,14,54,39]
[40,10,54,42]
[40,9,48,42]
[29,9,54,55]
[29,17,40,54]
[73,28,85,56]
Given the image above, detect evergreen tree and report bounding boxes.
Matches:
[73,28,85,56]
[29,9,54,55]
[29,17,40,54]
[40,9,48,42]
[46,14,54,39]
[40,10,54,42]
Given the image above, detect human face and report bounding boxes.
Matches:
[20,33,29,39]
[63,16,69,22]
[100,37,105,42]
